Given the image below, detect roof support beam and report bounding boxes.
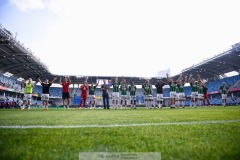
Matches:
[0,54,28,62]
[194,67,220,76]
[1,62,36,72]
[14,69,50,78]
[0,47,10,56]
[210,60,240,70]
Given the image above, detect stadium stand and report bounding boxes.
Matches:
[173,43,240,81]
[1,25,240,108]
[1,72,240,107]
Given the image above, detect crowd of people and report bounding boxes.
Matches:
[15,74,233,110]
[0,75,22,92]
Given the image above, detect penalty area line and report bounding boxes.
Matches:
[0,120,240,129]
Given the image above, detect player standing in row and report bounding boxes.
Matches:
[142,79,153,109]
[38,77,57,110]
[88,80,99,109]
[60,76,71,109]
[80,81,89,108]
[111,77,121,109]
[188,74,198,108]
[197,81,204,106]
[129,80,137,109]
[202,83,211,106]
[22,78,34,110]
[120,79,128,109]
[155,79,166,108]
[176,74,187,108]
[175,75,181,108]
[167,73,177,108]
[219,82,228,107]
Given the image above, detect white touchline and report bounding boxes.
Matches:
[0,120,240,129]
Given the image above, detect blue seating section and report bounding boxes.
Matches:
[1,73,239,106]
[0,74,22,91]
[206,75,240,92]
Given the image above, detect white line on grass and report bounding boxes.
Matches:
[0,120,240,129]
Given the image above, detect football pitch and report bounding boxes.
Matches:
[0,106,239,160]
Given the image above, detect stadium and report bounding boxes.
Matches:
[1,19,240,160]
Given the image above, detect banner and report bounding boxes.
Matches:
[6,88,14,92]
[156,68,170,78]
[0,86,7,90]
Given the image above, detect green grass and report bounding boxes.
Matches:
[0,106,240,160]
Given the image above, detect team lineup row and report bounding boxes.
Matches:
[20,74,229,110]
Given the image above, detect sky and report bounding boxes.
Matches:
[0,0,240,78]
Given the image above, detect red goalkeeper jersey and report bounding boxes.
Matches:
[61,82,71,93]
[80,85,88,95]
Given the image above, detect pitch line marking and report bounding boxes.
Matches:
[0,120,240,129]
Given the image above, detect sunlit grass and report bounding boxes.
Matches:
[0,106,239,160]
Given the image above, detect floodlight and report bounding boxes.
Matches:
[17,77,24,81]
[3,72,13,77]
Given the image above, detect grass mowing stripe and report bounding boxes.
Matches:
[1,107,239,126]
[1,119,240,129]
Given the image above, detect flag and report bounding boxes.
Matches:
[156,68,170,78]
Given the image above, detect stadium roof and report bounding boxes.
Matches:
[0,26,164,85]
[0,26,52,80]
[172,43,240,81]
[0,25,239,84]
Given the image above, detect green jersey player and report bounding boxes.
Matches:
[142,79,153,109]
[167,73,177,108]
[219,82,228,107]
[111,77,121,108]
[176,74,187,108]
[189,74,200,108]
[120,79,128,109]
[88,79,99,109]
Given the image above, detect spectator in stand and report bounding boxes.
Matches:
[9,100,13,109]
